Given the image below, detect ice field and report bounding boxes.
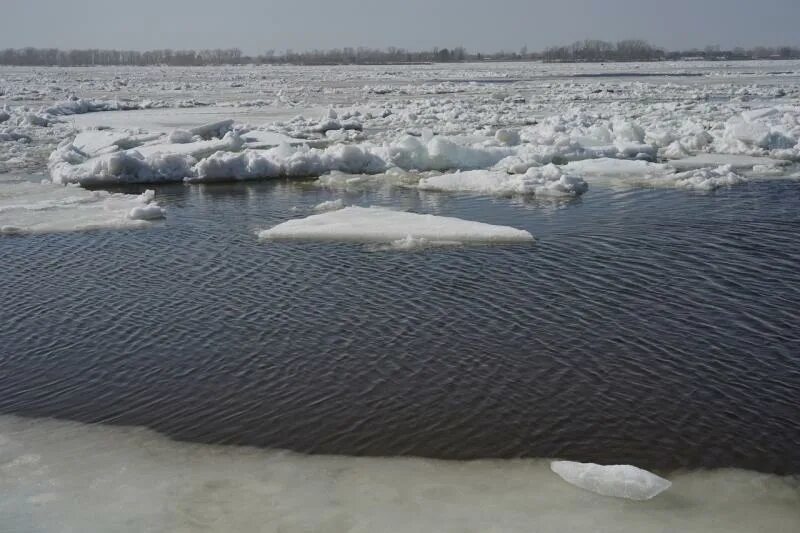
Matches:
[2,60,800,531]
[2,60,800,236]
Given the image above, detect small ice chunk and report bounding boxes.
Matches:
[313,199,345,212]
[551,461,671,501]
[258,206,533,245]
[564,158,672,178]
[128,191,166,220]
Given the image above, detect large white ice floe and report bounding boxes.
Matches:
[417,164,588,197]
[0,182,165,235]
[257,206,533,246]
[551,461,672,501]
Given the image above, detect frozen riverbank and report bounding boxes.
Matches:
[1,415,797,533]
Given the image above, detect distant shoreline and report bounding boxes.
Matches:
[2,40,799,67]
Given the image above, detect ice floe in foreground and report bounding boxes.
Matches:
[258,206,533,246]
[0,181,165,235]
[551,461,672,501]
[1,415,798,533]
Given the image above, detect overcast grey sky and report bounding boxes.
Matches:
[2,0,798,53]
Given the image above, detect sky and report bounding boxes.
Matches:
[2,0,799,53]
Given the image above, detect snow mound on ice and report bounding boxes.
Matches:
[418,165,587,197]
[551,461,671,501]
[258,206,533,246]
[0,182,165,235]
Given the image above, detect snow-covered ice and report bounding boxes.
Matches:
[2,60,800,213]
[417,165,588,196]
[550,461,672,501]
[258,206,533,246]
[0,181,164,234]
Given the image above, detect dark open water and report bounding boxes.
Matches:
[1,178,799,474]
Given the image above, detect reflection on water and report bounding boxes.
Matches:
[1,179,799,474]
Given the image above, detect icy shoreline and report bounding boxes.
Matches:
[0,415,796,533]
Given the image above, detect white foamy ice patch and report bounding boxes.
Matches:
[258,206,533,246]
[551,461,671,501]
[0,182,164,235]
[418,164,588,197]
[1,415,798,533]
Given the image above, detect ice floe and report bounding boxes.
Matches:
[0,181,165,235]
[257,206,533,246]
[417,165,587,196]
[563,158,747,190]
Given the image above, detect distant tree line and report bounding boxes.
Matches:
[1,42,799,66]
[541,40,664,62]
[0,47,244,66]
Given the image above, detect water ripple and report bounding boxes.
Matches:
[1,180,799,474]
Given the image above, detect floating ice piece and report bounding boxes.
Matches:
[418,165,587,197]
[669,154,790,172]
[0,182,165,234]
[313,199,345,212]
[564,159,746,190]
[672,165,745,190]
[551,461,671,501]
[564,158,673,178]
[258,206,533,246]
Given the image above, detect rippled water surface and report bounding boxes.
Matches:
[2,179,799,473]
